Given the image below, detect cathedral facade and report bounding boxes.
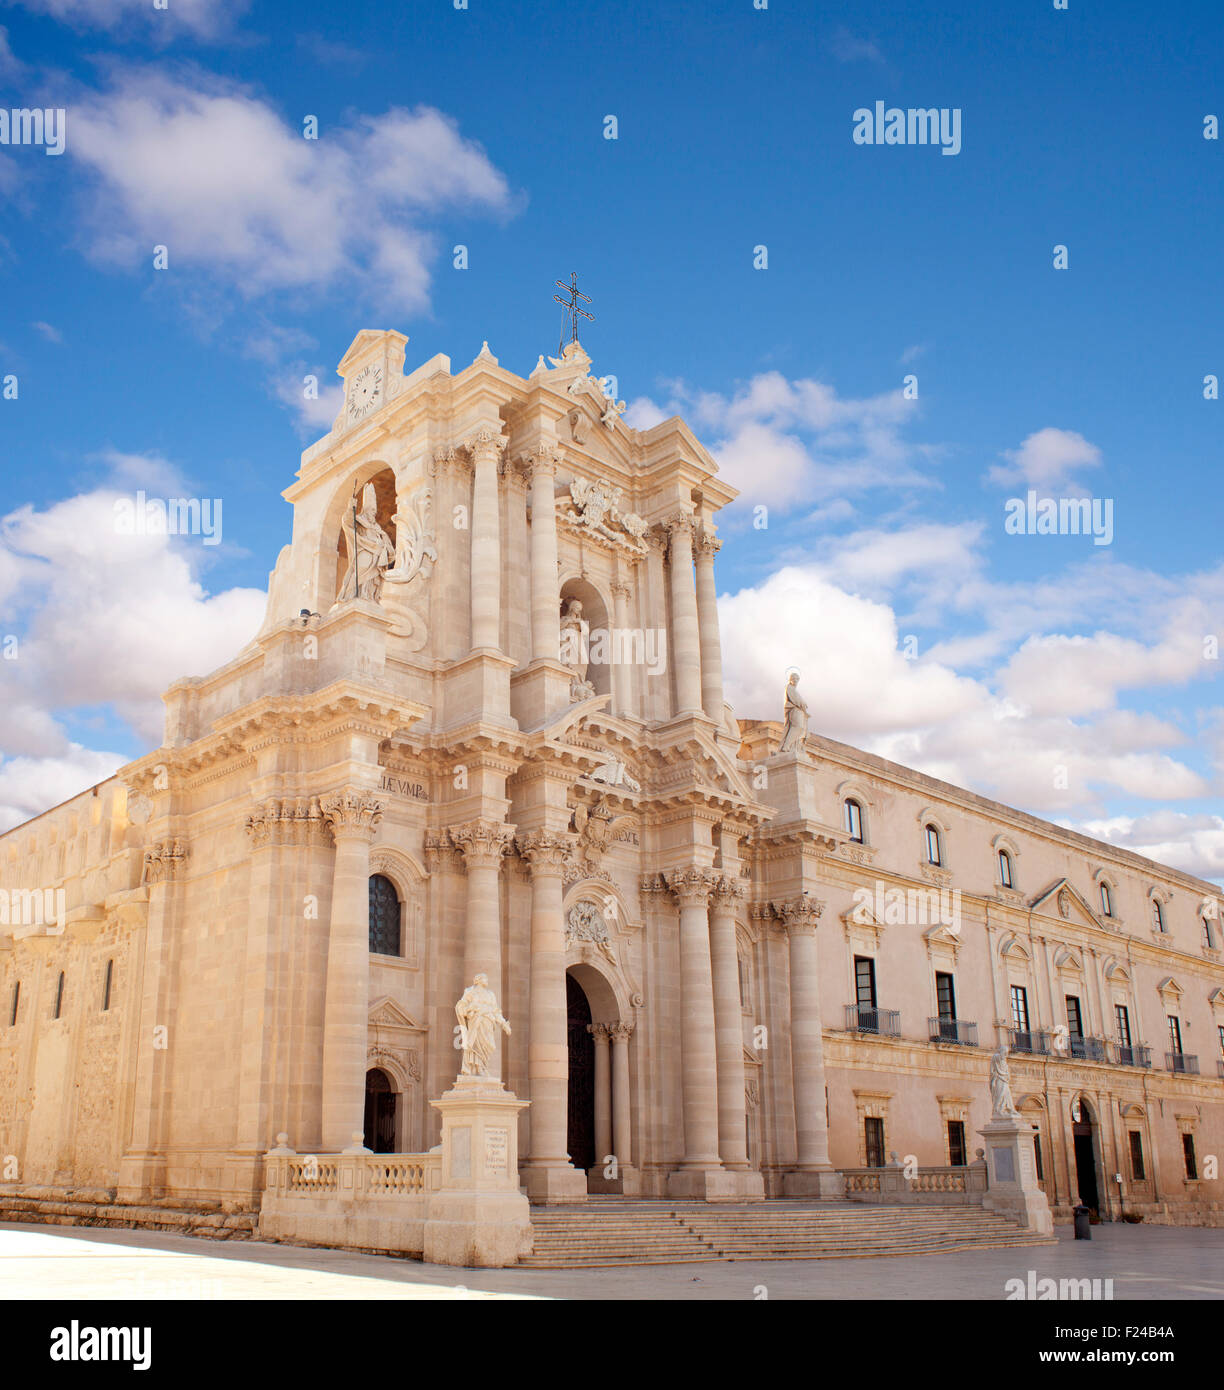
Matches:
[1,331,1221,1231]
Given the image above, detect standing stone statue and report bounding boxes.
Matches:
[455,973,512,1078]
[778,670,809,753]
[340,482,395,603]
[560,598,595,700]
[989,1044,1020,1119]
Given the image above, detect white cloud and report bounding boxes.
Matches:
[0,25,24,77]
[31,320,61,343]
[274,370,344,432]
[7,0,247,39]
[830,27,884,63]
[67,69,514,313]
[0,748,126,833]
[988,427,1103,493]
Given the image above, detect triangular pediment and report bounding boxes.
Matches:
[1030,878,1103,930]
[337,329,408,378]
[368,995,420,1030]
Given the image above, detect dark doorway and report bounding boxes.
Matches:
[364,1067,397,1154]
[567,974,595,1172]
[1072,1098,1100,1216]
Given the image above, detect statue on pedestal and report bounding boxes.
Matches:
[339,482,395,603]
[778,670,809,753]
[989,1044,1020,1119]
[455,973,511,1078]
[560,598,596,700]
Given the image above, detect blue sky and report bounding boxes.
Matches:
[1,0,1223,881]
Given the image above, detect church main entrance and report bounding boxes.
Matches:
[363,1067,397,1153]
[1072,1097,1101,1218]
[566,974,595,1172]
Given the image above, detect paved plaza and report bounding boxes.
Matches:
[1,1221,1220,1301]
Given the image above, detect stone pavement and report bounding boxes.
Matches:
[1,1221,1221,1300]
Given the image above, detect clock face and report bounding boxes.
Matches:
[348,364,383,420]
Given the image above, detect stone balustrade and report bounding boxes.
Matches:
[840,1162,988,1206]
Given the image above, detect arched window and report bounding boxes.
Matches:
[53,971,65,1020]
[998,849,1013,888]
[1152,899,1165,933]
[102,959,113,1012]
[924,824,942,867]
[844,798,864,844]
[368,874,402,956]
[1099,882,1113,918]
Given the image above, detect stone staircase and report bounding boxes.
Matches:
[0,1189,257,1241]
[522,1200,1055,1267]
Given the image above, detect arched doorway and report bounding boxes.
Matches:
[566,975,595,1171]
[364,1068,398,1154]
[1071,1096,1100,1217]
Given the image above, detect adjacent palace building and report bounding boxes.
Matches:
[1,331,1221,1236]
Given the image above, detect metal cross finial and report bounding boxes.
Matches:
[554,272,594,354]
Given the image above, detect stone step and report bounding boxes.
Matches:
[0,1193,257,1240]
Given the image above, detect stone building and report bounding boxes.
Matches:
[0,331,1221,1233]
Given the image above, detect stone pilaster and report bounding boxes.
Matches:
[709,876,755,1178]
[665,512,704,716]
[527,448,561,663]
[517,829,587,1202]
[467,428,507,651]
[695,526,726,723]
[319,790,382,1153]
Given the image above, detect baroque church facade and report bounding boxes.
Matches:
[1,330,1222,1230]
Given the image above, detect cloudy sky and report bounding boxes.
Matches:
[1,0,1223,882]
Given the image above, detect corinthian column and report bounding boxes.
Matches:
[527,448,561,663]
[778,894,841,1197]
[665,512,704,716]
[609,1021,634,1176]
[319,790,382,1153]
[709,876,750,1171]
[468,428,507,651]
[518,830,587,1201]
[667,867,724,1185]
[694,526,726,723]
[449,818,515,1075]
[590,1022,612,1172]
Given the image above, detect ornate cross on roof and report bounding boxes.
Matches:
[554,272,594,354]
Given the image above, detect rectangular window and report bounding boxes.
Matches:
[1182,1133,1198,1180]
[864,1116,885,1168]
[1065,994,1083,1038]
[1128,1131,1146,1181]
[1115,1004,1132,1047]
[925,825,941,865]
[844,800,863,843]
[1010,984,1030,1032]
[1033,1133,1044,1182]
[102,960,113,1013]
[854,956,877,1012]
[1218,1023,1224,1060]
[1205,917,1216,950]
[1168,1015,1183,1055]
[947,1119,967,1167]
[9,981,18,1027]
[936,972,957,1023]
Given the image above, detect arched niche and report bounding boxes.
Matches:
[319,463,399,611]
[559,575,612,698]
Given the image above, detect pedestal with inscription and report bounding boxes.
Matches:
[978,1117,1054,1236]
[422,1077,532,1267]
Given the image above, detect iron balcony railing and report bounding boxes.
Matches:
[1111,1042,1152,1069]
[1166,1052,1199,1075]
[927,1017,979,1046]
[845,1005,901,1037]
[1066,1035,1108,1062]
[1008,1027,1051,1055]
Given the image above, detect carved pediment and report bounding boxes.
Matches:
[368,996,422,1032]
[1030,878,1103,930]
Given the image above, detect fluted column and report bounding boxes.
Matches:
[694,526,726,723]
[609,1021,634,1173]
[779,895,837,1183]
[319,790,382,1153]
[665,512,703,716]
[449,818,515,1076]
[668,867,723,1170]
[528,448,561,662]
[709,876,750,1170]
[468,428,507,651]
[590,1022,612,1171]
[610,578,632,715]
[518,830,585,1199]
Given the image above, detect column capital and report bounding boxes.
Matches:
[524,444,561,477]
[610,579,632,600]
[608,1020,635,1043]
[319,790,383,842]
[246,797,329,849]
[587,1021,612,1042]
[663,509,697,544]
[464,427,508,461]
[775,893,825,935]
[666,866,721,907]
[141,838,190,885]
[449,818,516,869]
[710,874,747,909]
[516,830,576,874]
[696,526,722,559]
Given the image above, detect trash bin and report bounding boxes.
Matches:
[1073,1205,1092,1240]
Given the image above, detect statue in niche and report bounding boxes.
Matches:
[382,485,438,650]
[339,482,395,603]
[778,670,809,753]
[455,973,511,1078]
[566,901,618,966]
[561,598,596,700]
[989,1045,1020,1119]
